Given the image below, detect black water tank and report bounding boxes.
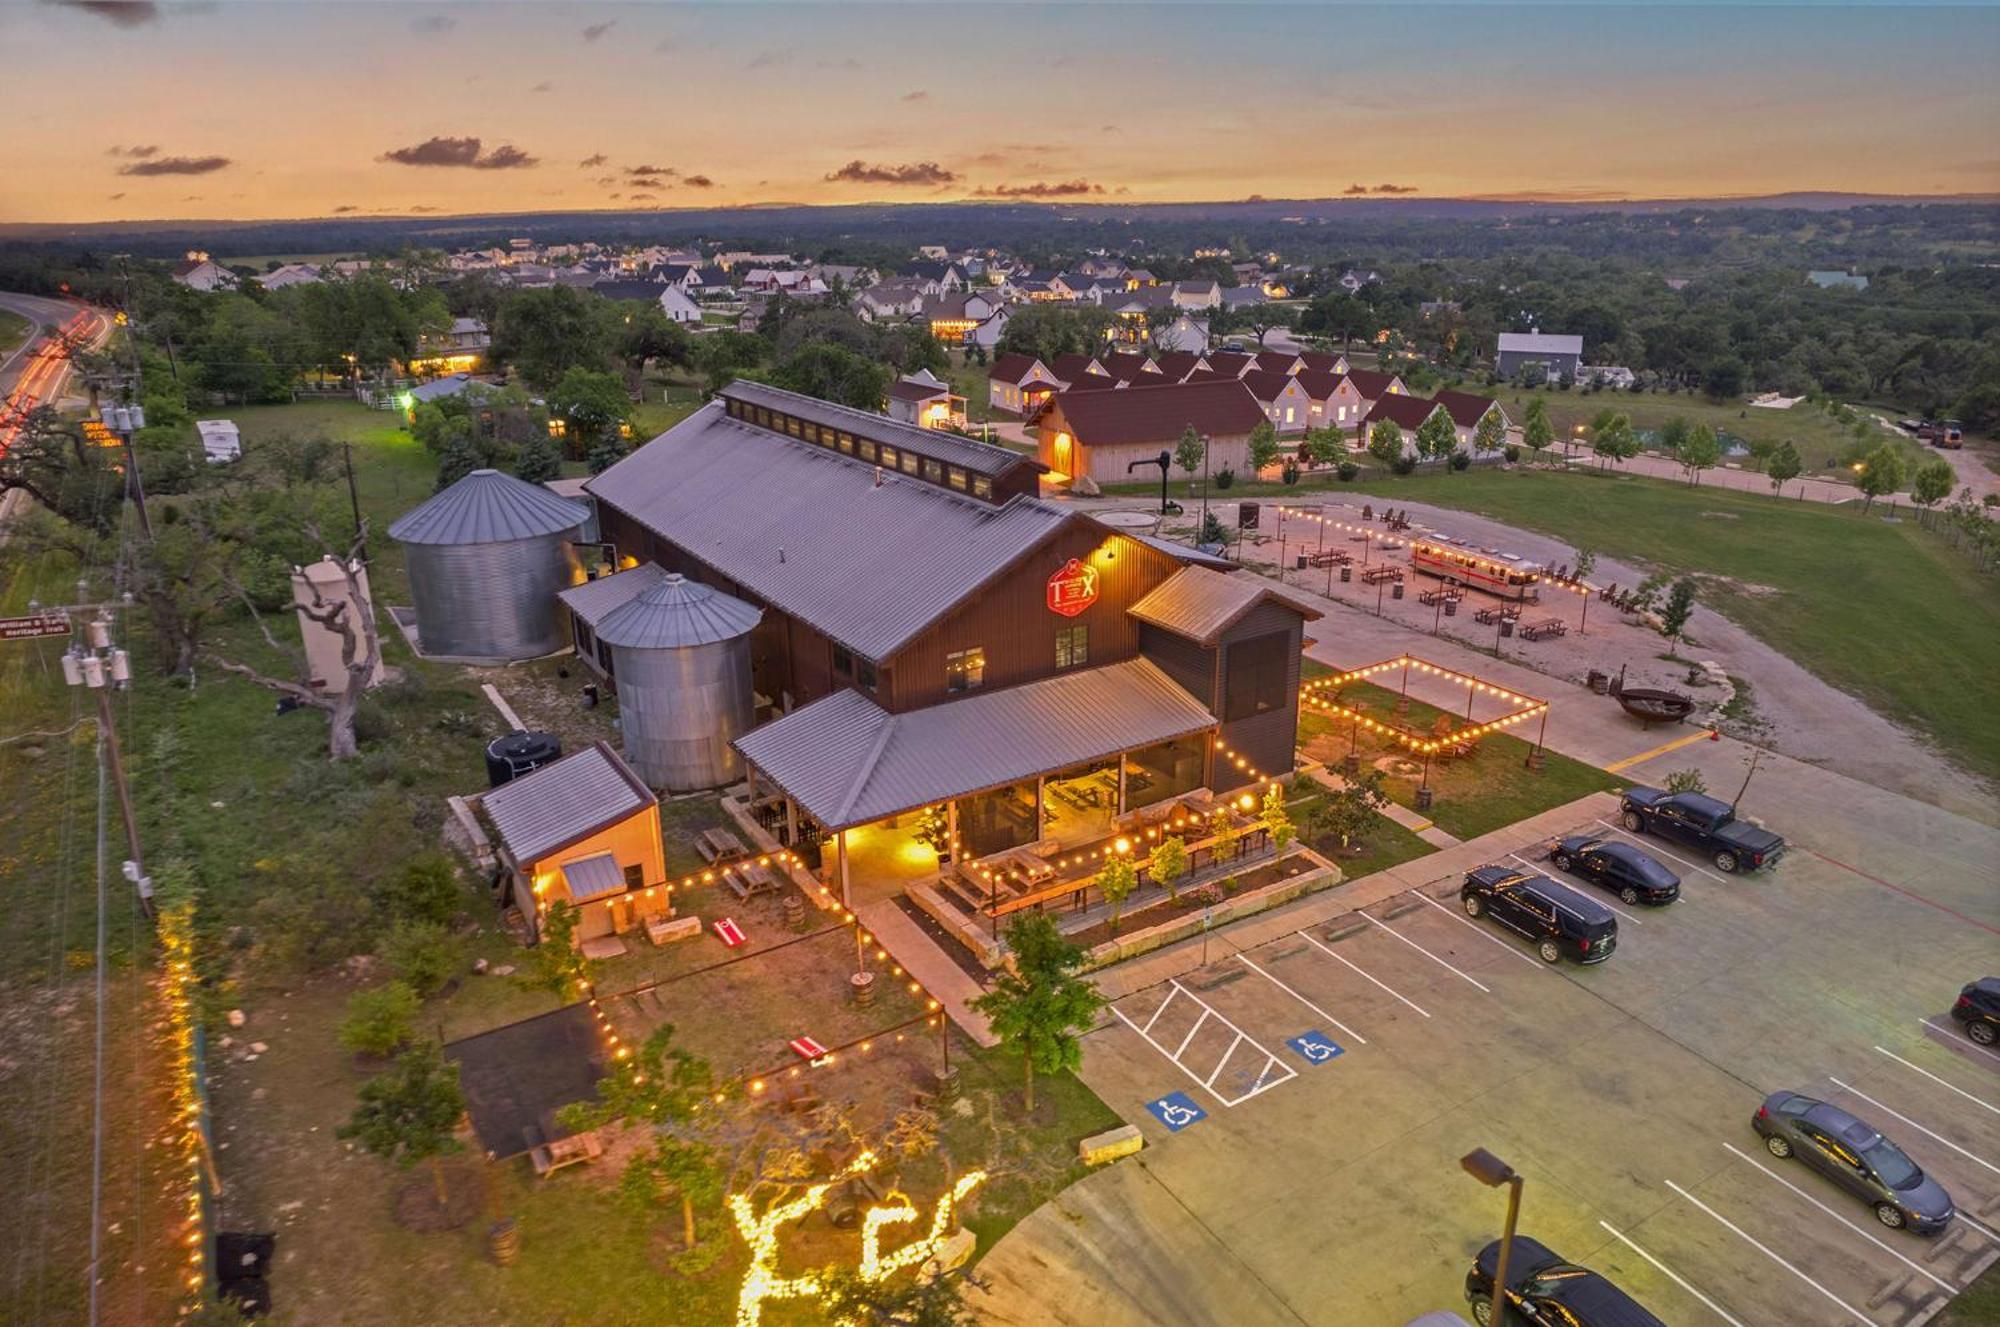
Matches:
[485,730,562,786]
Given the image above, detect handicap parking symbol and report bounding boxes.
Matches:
[1287,1030,1345,1065]
[1144,1091,1208,1132]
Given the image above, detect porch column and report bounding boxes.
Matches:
[784,796,798,849]
[1116,754,1128,816]
[944,800,959,868]
[1035,775,1046,845]
[836,830,851,911]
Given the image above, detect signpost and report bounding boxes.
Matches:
[0,614,71,641]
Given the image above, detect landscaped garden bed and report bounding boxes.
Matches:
[1080,849,1335,966]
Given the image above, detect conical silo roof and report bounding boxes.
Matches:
[388,469,588,546]
[596,573,763,649]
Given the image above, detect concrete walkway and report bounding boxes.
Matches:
[856,900,998,1048]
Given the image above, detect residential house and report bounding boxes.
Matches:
[1293,370,1367,434]
[1250,350,1303,375]
[1172,280,1222,310]
[1035,379,1268,485]
[1337,269,1382,294]
[170,251,238,292]
[1496,331,1584,381]
[659,286,703,325]
[472,741,669,947]
[1046,353,1110,388]
[1097,351,1164,385]
[1154,315,1211,355]
[1342,368,1409,425]
[905,261,967,294]
[1202,350,1258,378]
[256,262,322,290]
[1360,392,1452,455]
[916,245,950,262]
[886,375,968,431]
[813,263,878,290]
[1296,350,1351,376]
[987,353,1063,415]
[925,291,1005,346]
[1239,370,1314,436]
[1151,350,1210,382]
[1220,286,1268,312]
[856,281,927,322]
[410,316,492,375]
[1434,389,1510,452]
[1806,269,1869,291]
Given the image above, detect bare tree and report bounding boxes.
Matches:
[206,522,385,760]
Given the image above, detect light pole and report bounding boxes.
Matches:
[1462,1147,1523,1327]
[62,615,153,920]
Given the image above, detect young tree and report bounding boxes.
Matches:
[1367,419,1404,467]
[548,367,633,459]
[1095,856,1137,934]
[1677,423,1722,486]
[1660,577,1698,652]
[1910,457,1955,524]
[564,1023,717,1253]
[1472,407,1506,456]
[971,914,1105,1111]
[339,981,420,1056]
[1855,444,1906,511]
[512,431,563,485]
[1521,396,1554,458]
[1765,439,1804,497]
[1174,425,1206,490]
[1259,784,1295,851]
[521,901,591,999]
[1570,547,1597,582]
[1304,427,1345,471]
[338,1042,466,1208]
[1148,836,1189,902]
[1246,420,1281,476]
[1307,771,1390,851]
[433,427,487,491]
[1663,768,1708,794]
[1591,413,1637,469]
[1658,415,1692,460]
[382,921,458,999]
[1414,409,1456,465]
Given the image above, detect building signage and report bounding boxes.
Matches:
[1045,558,1099,617]
[0,614,71,641]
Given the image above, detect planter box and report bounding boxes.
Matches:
[1084,853,1340,969]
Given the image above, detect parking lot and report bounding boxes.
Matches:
[978,791,2000,1326]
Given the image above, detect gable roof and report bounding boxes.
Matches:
[1129,566,1319,646]
[1151,351,1208,381]
[887,378,952,403]
[1343,368,1403,400]
[556,562,670,628]
[1434,389,1502,428]
[389,468,588,546]
[1291,369,1349,403]
[1047,353,1105,384]
[1498,331,1583,356]
[587,396,1071,660]
[1296,351,1347,374]
[988,352,1052,387]
[1048,379,1267,449]
[478,741,655,864]
[1363,393,1447,431]
[1238,369,1308,405]
[591,279,671,303]
[1202,351,1256,378]
[735,657,1217,831]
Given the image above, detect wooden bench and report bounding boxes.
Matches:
[1360,566,1402,585]
[1418,588,1460,607]
[526,1126,603,1178]
[725,860,782,899]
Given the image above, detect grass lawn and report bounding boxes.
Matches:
[1299,681,1625,841]
[943,351,997,424]
[1941,1260,2000,1325]
[1288,788,1438,880]
[0,305,30,353]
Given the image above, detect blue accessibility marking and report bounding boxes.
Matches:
[1288,1030,1345,1065]
[1144,1091,1208,1132]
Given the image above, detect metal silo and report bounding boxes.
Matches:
[595,573,762,791]
[388,469,587,660]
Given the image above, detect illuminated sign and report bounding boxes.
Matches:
[1046,558,1099,617]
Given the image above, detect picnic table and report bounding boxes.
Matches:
[1472,605,1520,625]
[1305,550,1351,568]
[1361,566,1403,585]
[1519,618,1569,641]
[526,1124,604,1178]
[725,859,782,899]
[696,826,751,864]
[1418,588,1461,607]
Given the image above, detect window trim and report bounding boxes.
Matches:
[944,646,986,693]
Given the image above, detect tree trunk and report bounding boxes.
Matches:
[682,1194,698,1250]
[328,688,361,760]
[429,1155,450,1208]
[1023,1055,1036,1112]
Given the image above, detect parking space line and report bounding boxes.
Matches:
[1203,1036,1247,1088]
[1595,1220,1749,1327]
[1872,1045,2000,1117]
[1662,1180,1876,1325]
[1109,1004,1232,1108]
[1173,1009,1211,1061]
[1593,819,1727,882]
[1511,853,1642,924]
[1958,1213,2000,1244]
[1296,931,1431,1018]
[1827,1077,2000,1177]
[1721,1143,1953,1293]
[1920,1019,2000,1069]
[1235,953,1368,1046]
[1140,985,1178,1037]
[1362,912,1493,993]
[1414,892,1549,970]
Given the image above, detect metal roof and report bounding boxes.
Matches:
[388,468,589,546]
[559,853,628,902]
[586,401,1076,661]
[408,372,485,404]
[477,741,655,864]
[594,572,762,649]
[1130,533,1237,571]
[1129,566,1318,645]
[1498,331,1584,356]
[556,562,669,629]
[721,380,1033,480]
[735,657,1218,831]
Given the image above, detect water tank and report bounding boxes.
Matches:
[595,574,762,792]
[388,469,587,660]
[485,730,563,787]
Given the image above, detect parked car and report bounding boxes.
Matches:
[1752,1090,1955,1233]
[1463,1235,1666,1326]
[1619,788,1785,874]
[1460,866,1617,964]
[1949,978,2000,1046]
[1549,836,1681,905]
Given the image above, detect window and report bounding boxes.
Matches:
[622,862,645,891]
[971,475,993,500]
[921,458,944,484]
[856,660,879,693]
[1223,631,1288,721]
[900,450,920,476]
[756,407,770,426]
[878,444,899,470]
[945,647,985,693]
[947,466,968,492]
[786,416,804,438]
[837,431,855,454]
[857,439,877,464]
[832,646,853,677]
[1056,624,1088,669]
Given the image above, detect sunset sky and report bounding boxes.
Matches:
[2,1,1995,224]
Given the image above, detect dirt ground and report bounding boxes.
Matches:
[1087,496,1986,817]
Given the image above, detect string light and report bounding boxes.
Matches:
[158,898,210,1316]
[1276,505,1599,595]
[1300,654,1548,754]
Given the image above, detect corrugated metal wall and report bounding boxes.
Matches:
[407,532,580,659]
[613,635,756,791]
[1213,601,1304,790]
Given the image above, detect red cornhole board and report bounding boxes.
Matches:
[789,1035,828,1063]
[714,917,747,947]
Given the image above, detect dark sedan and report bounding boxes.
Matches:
[1752,1090,1955,1234]
[1550,836,1681,905]
[1463,1236,1665,1326]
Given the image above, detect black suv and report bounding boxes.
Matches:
[1464,1236,1666,1326]
[1461,866,1617,964]
[1551,836,1680,905]
[1951,978,2000,1047]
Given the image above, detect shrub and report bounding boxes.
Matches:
[351,701,392,746]
[339,981,420,1056]
[383,921,459,998]
[1336,461,1359,481]
[1502,444,1521,463]
[249,876,375,973]
[377,853,463,927]
[1664,768,1708,794]
[1448,449,1471,471]
[1391,455,1417,475]
[1214,466,1236,490]
[1281,463,1300,485]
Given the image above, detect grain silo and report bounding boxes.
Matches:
[388,469,586,660]
[594,573,762,791]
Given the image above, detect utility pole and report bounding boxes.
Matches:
[62,614,153,920]
[102,402,154,541]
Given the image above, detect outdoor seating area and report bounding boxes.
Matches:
[695,825,753,864]
[1360,566,1404,585]
[1520,618,1570,641]
[1472,605,1522,626]
[1418,587,1462,607]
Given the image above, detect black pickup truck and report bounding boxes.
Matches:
[1620,788,1785,873]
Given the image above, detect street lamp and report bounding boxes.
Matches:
[1461,1147,1523,1327]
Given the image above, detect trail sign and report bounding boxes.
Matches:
[0,614,70,642]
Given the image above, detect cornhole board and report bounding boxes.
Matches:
[714,917,747,947]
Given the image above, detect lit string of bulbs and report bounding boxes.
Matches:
[1274,506,1600,595]
[1299,655,1548,755]
[159,900,211,1313]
